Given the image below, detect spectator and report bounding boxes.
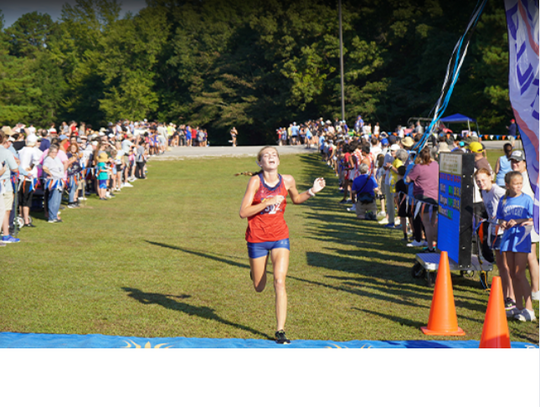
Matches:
[494,143,513,188]
[351,163,380,220]
[0,129,20,243]
[406,147,439,251]
[506,119,517,147]
[497,171,535,321]
[18,134,42,226]
[509,150,539,301]
[395,165,412,242]
[42,145,69,223]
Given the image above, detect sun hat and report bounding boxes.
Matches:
[97,152,108,162]
[1,126,15,136]
[509,150,525,162]
[468,141,483,153]
[401,137,414,147]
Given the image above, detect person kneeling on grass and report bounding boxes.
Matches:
[351,163,380,220]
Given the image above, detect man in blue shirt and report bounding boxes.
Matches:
[351,163,380,220]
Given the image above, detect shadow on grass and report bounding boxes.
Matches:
[122,287,272,340]
[146,240,249,269]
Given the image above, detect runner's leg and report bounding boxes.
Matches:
[271,248,290,331]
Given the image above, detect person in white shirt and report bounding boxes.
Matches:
[17,134,42,227]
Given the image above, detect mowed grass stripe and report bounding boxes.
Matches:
[0,152,537,344]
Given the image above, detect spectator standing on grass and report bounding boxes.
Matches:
[18,134,42,226]
[42,145,69,223]
[0,129,20,243]
[135,139,147,179]
[494,143,513,188]
[66,142,83,208]
[239,146,326,344]
[395,166,412,242]
[474,168,513,312]
[469,141,493,263]
[497,171,535,322]
[508,150,539,301]
[406,147,439,251]
[95,152,109,200]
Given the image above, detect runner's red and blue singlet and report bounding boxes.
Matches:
[245,173,289,243]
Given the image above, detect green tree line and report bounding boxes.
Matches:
[0,0,511,145]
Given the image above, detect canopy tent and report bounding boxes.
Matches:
[440,113,480,134]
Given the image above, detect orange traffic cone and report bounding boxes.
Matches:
[421,251,466,336]
[479,276,511,348]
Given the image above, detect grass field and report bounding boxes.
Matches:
[0,149,538,345]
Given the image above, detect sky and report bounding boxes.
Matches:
[0,0,148,28]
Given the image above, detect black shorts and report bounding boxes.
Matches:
[18,180,34,207]
[116,164,123,172]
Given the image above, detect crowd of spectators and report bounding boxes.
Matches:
[0,119,204,246]
[276,114,538,322]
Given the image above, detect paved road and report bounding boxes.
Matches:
[151,140,516,161]
[151,145,317,160]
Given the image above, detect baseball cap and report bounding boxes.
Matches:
[509,150,525,162]
[59,134,68,140]
[468,141,483,153]
[26,134,38,145]
[390,144,400,151]
[381,138,389,146]
[388,135,397,144]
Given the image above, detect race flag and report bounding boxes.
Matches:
[505,0,539,234]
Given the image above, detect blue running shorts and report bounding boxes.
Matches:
[247,238,290,259]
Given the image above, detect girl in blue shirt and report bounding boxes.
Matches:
[496,171,535,322]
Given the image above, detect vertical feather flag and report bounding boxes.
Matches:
[505,0,539,234]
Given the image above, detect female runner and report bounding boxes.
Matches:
[239,146,326,344]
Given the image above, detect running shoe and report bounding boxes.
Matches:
[347,204,356,212]
[513,308,536,322]
[24,223,36,228]
[384,223,395,228]
[67,203,78,209]
[407,240,427,247]
[1,235,20,243]
[275,330,291,344]
[506,307,521,318]
[504,298,516,311]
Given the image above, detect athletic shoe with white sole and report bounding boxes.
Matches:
[275,330,291,344]
[347,204,356,212]
[513,308,536,322]
[407,240,427,247]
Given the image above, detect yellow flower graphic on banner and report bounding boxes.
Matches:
[123,340,173,349]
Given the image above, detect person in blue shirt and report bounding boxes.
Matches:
[351,163,380,220]
[496,171,535,322]
[290,122,299,145]
[494,143,513,188]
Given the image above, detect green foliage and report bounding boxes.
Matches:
[0,0,517,139]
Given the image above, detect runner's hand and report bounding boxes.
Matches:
[266,195,284,207]
[312,177,326,194]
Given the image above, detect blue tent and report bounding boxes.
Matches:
[440,113,479,133]
[440,113,476,123]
